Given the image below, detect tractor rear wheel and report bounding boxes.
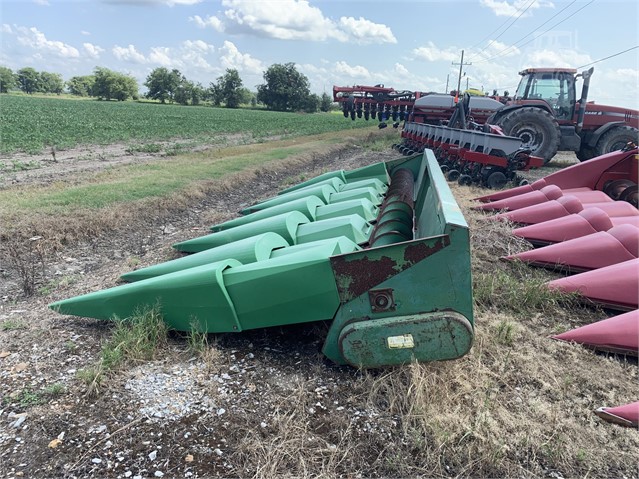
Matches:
[495,107,560,164]
[594,126,639,157]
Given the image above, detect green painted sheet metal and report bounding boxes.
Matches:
[241,184,335,215]
[322,150,474,367]
[278,170,346,194]
[339,178,388,195]
[174,211,308,253]
[51,244,344,333]
[210,196,324,232]
[296,214,373,245]
[50,259,242,332]
[223,245,342,328]
[330,187,382,205]
[315,198,379,222]
[49,150,474,368]
[270,236,360,258]
[343,162,389,184]
[121,232,289,282]
[338,312,473,368]
[280,177,345,196]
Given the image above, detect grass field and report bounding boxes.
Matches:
[0,94,370,154]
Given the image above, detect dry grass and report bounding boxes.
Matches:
[224,181,638,478]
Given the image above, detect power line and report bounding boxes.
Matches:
[466,0,536,56]
[467,0,537,62]
[473,0,576,62]
[577,46,639,69]
[475,0,592,64]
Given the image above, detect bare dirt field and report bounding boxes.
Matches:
[0,138,637,479]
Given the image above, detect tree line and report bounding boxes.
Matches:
[0,63,333,113]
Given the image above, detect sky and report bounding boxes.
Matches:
[1,0,638,109]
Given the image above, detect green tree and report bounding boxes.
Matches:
[256,63,311,112]
[214,68,244,108]
[16,67,40,94]
[145,67,183,104]
[0,66,16,93]
[190,82,205,106]
[237,87,255,106]
[67,75,96,97]
[39,71,64,94]
[92,67,138,101]
[303,93,320,113]
[208,82,222,107]
[320,92,332,112]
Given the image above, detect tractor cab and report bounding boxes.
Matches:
[513,68,577,121]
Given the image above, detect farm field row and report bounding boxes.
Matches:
[0,94,370,154]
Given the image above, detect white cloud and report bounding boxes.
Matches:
[1,24,12,34]
[393,63,410,76]
[15,26,80,58]
[148,46,173,66]
[334,61,371,79]
[219,41,264,74]
[183,39,214,54]
[337,17,396,45]
[83,42,104,59]
[223,0,341,41]
[33,0,50,5]
[413,42,458,62]
[524,48,591,69]
[81,30,91,36]
[480,0,554,17]
[112,44,147,63]
[218,0,395,45]
[189,15,225,31]
[104,0,203,5]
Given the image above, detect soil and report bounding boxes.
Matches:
[0,140,636,479]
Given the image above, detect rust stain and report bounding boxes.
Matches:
[330,236,449,302]
[403,236,449,264]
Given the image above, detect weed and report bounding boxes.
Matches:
[40,275,77,295]
[125,143,162,154]
[77,306,167,395]
[1,235,49,296]
[187,321,208,356]
[473,264,579,317]
[43,382,66,397]
[64,340,77,352]
[126,256,141,268]
[496,319,516,345]
[15,388,44,407]
[163,143,188,156]
[1,319,27,331]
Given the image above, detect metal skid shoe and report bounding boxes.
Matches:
[50,151,474,369]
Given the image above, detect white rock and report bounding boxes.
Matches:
[214,448,223,456]
[91,458,102,464]
[124,471,132,478]
[154,471,164,477]
[149,450,157,461]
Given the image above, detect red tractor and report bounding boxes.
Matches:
[487,67,639,163]
[334,67,639,164]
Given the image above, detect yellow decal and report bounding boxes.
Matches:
[387,334,415,349]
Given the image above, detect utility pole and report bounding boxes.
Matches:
[451,50,472,103]
[445,74,449,94]
[466,77,469,90]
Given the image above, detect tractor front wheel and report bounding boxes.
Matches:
[594,126,639,157]
[495,107,560,164]
[576,145,596,162]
